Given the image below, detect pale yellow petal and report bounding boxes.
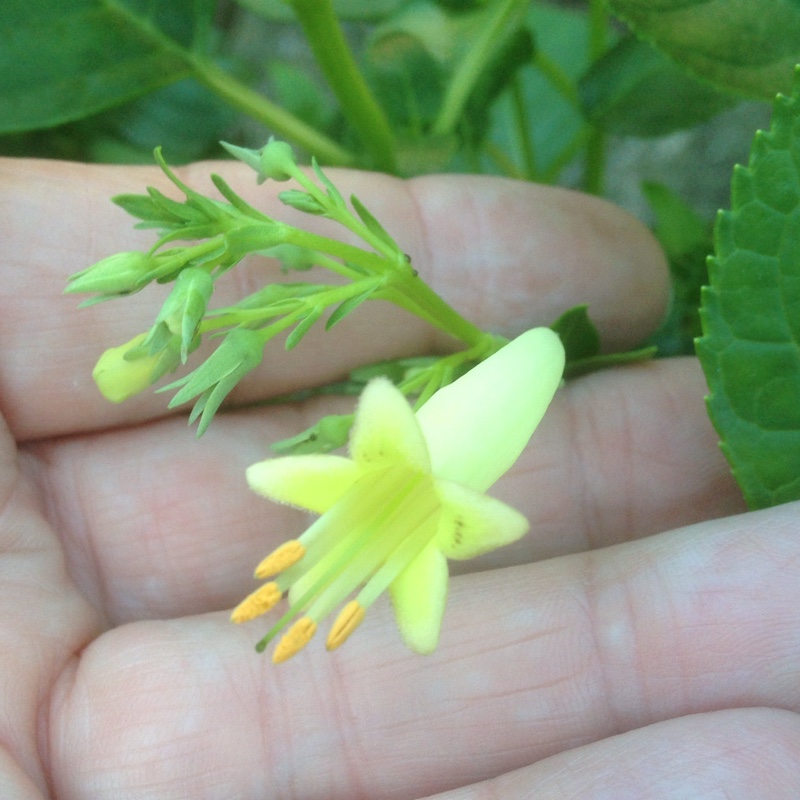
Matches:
[416,327,565,491]
[350,378,430,473]
[389,543,448,654]
[246,454,360,513]
[433,478,529,560]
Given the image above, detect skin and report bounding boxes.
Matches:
[0,157,797,800]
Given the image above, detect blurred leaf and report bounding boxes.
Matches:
[483,2,590,179]
[267,60,335,132]
[606,0,800,100]
[580,36,738,137]
[643,182,712,355]
[697,67,800,508]
[550,304,600,362]
[366,0,529,153]
[234,0,403,22]
[461,25,534,145]
[88,77,238,163]
[0,0,214,133]
[643,181,709,259]
[551,304,655,378]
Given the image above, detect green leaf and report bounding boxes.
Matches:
[643,181,712,356]
[551,304,655,378]
[483,2,591,181]
[606,0,800,100]
[550,305,601,362]
[0,0,206,133]
[580,36,738,137]
[697,67,800,508]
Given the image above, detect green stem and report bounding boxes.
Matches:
[432,0,528,137]
[385,277,493,349]
[584,0,609,194]
[289,0,397,173]
[533,50,580,108]
[510,77,537,180]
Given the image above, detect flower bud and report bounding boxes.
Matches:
[93,333,181,403]
[156,268,214,360]
[66,251,153,296]
[258,138,297,182]
[277,190,326,215]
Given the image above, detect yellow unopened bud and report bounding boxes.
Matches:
[273,617,317,663]
[254,540,306,579]
[326,601,365,651]
[230,582,282,623]
[93,334,159,403]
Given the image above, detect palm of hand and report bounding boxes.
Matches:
[1,159,797,799]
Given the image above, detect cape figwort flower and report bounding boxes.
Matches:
[232,327,565,662]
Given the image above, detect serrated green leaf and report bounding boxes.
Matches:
[697,66,800,508]
[0,0,205,134]
[580,35,738,137]
[606,0,800,100]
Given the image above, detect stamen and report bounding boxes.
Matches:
[273,617,317,663]
[326,601,365,651]
[231,582,282,623]
[254,540,306,578]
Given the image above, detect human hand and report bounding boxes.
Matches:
[1,157,794,799]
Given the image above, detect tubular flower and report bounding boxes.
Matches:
[232,327,565,662]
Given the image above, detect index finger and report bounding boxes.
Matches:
[0,159,667,440]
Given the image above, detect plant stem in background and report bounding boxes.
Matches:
[510,76,537,180]
[432,0,530,138]
[584,0,609,194]
[289,0,397,173]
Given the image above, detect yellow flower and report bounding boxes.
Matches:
[232,327,565,662]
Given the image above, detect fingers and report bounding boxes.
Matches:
[28,357,743,624]
[0,413,99,796]
[421,709,800,799]
[0,158,667,440]
[49,504,800,799]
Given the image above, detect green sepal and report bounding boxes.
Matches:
[350,194,400,250]
[271,414,355,455]
[161,328,265,435]
[285,307,324,350]
[326,280,382,330]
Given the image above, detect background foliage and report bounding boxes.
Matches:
[3,0,800,508]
